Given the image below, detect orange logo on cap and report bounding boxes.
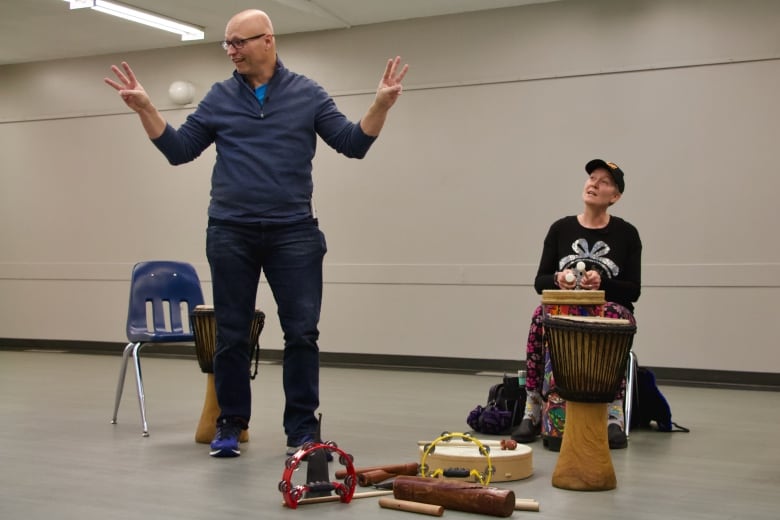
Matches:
[607,162,619,170]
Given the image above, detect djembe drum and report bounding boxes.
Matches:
[540,290,605,450]
[191,305,266,444]
[542,315,636,491]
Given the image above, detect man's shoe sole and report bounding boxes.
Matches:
[210,447,241,457]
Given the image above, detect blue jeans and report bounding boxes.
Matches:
[206,217,326,443]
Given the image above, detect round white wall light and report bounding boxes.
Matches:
[168,81,195,105]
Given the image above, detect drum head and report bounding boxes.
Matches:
[550,315,631,326]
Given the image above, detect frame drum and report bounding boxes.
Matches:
[419,433,533,484]
[418,442,533,483]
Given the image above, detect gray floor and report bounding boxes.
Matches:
[1,349,778,520]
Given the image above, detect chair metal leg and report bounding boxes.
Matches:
[131,343,150,437]
[111,342,149,437]
[111,342,136,425]
[624,350,638,438]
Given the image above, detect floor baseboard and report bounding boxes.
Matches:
[2,338,778,391]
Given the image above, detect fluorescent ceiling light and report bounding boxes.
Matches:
[64,0,205,41]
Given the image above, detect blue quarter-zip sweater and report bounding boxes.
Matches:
[152,58,376,223]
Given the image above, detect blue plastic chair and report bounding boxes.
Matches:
[111,261,205,436]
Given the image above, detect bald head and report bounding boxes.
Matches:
[226,9,274,38]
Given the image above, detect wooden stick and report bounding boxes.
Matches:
[335,462,419,480]
[282,489,392,507]
[514,498,540,512]
[358,469,396,486]
[379,497,444,517]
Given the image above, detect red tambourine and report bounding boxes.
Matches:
[278,441,357,509]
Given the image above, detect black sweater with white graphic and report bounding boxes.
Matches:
[534,215,642,312]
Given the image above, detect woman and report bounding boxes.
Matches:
[513,159,642,450]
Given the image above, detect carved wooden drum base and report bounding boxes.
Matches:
[551,402,615,491]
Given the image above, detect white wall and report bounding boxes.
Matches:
[1,0,779,373]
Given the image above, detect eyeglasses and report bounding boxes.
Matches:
[221,33,269,50]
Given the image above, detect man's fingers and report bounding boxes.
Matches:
[104,77,123,91]
[394,63,409,83]
[107,62,139,89]
[382,57,408,85]
[382,58,395,83]
[121,62,138,85]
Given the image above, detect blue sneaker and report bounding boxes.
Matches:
[210,418,242,458]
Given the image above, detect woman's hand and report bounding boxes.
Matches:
[556,269,577,290]
[581,270,602,290]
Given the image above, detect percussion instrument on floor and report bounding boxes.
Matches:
[334,462,420,486]
[418,432,533,484]
[279,441,357,509]
[540,289,605,450]
[542,315,636,491]
[191,305,266,444]
[393,476,516,518]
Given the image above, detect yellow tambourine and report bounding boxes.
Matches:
[419,431,493,486]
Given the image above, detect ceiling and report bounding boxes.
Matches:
[0,0,562,66]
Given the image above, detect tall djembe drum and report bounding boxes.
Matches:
[191,305,265,444]
[540,289,605,450]
[542,315,636,491]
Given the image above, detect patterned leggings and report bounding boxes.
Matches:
[524,302,636,400]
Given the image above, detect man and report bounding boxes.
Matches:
[105,9,408,458]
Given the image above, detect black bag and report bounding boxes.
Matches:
[466,375,526,435]
[630,367,689,432]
